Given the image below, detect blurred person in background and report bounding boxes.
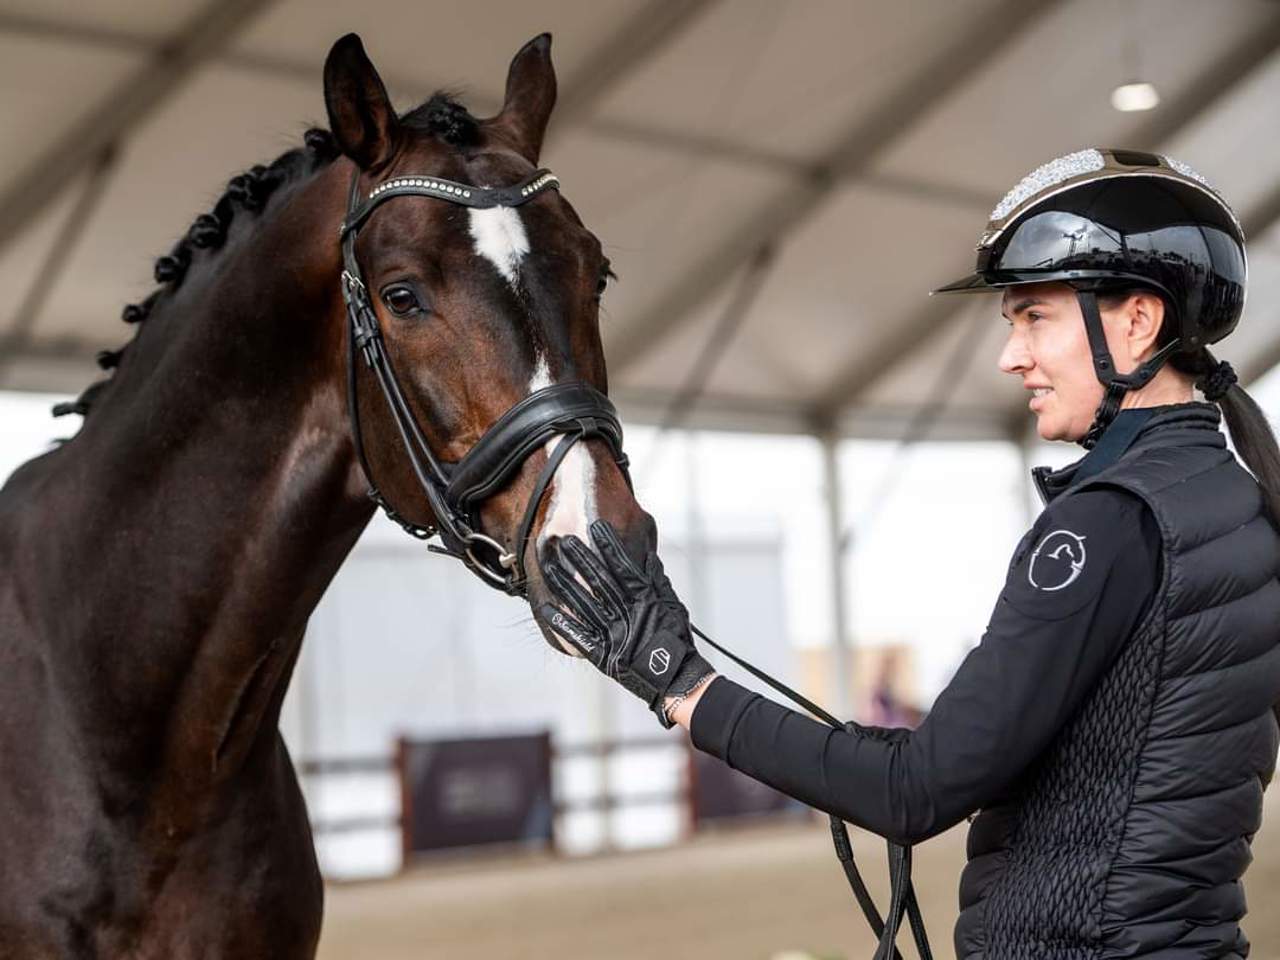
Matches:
[868,649,922,728]
[543,149,1280,959]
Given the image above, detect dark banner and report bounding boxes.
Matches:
[398,732,553,857]
[689,748,806,825]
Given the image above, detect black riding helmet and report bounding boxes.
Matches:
[934,148,1247,447]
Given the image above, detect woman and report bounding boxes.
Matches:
[541,149,1280,959]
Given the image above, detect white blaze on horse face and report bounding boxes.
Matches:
[529,356,599,548]
[468,206,529,286]
[529,357,599,658]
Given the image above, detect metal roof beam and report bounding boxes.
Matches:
[612,386,1015,440]
[0,9,996,213]
[1243,182,1280,248]
[0,333,1048,443]
[1125,17,1280,150]
[808,296,964,416]
[0,9,152,51]
[604,0,1059,375]
[0,8,1003,217]
[552,0,722,128]
[0,146,120,387]
[0,336,114,364]
[812,15,1280,420]
[0,0,277,259]
[1238,182,1280,385]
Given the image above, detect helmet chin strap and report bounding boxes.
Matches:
[1076,289,1181,450]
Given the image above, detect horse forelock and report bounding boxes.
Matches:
[400,92,482,148]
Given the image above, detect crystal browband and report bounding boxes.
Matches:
[340,168,560,237]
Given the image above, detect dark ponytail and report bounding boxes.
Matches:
[1217,383,1280,526]
[1099,288,1280,527]
[1172,348,1280,529]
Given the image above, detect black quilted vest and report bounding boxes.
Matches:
[956,404,1280,960]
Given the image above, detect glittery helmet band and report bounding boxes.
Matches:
[977,148,1239,250]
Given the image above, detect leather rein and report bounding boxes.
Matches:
[337,165,931,960]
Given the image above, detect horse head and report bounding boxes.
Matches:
[323,34,654,652]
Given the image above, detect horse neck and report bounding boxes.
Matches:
[29,162,373,776]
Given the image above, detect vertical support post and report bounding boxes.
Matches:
[684,432,709,622]
[683,431,709,840]
[821,429,854,719]
[684,738,699,841]
[591,667,614,852]
[1017,418,1040,527]
[395,736,412,870]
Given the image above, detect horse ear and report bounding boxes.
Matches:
[491,33,557,163]
[323,34,399,170]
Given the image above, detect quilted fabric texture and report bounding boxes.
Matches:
[956,406,1280,960]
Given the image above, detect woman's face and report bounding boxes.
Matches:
[997,282,1107,442]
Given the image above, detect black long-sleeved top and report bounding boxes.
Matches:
[690,411,1162,844]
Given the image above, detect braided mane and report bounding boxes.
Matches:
[53,92,484,421]
[51,128,342,420]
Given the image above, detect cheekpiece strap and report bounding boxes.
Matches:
[341,168,559,237]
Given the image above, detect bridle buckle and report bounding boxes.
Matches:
[340,269,365,297]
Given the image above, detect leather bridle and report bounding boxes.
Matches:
[338,166,630,595]
[337,164,931,960]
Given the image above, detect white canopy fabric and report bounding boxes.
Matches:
[1,0,1277,442]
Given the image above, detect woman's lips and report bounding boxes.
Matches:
[1029,387,1053,411]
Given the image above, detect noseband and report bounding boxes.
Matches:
[338,167,630,595]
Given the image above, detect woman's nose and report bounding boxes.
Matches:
[998,326,1031,375]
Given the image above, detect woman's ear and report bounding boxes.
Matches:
[488,34,557,164]
[1128,291,1167,361]
[324,34,400,170]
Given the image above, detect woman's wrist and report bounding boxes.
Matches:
[663,672,719,730]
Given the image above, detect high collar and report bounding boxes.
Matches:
[1031,402,1222,506]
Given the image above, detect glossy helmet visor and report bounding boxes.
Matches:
[934,148,1247,446]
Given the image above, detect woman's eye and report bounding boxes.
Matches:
[381,285,422,316]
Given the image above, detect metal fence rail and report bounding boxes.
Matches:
[297,735,690,841]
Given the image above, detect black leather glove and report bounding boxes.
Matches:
[541,521,715,728]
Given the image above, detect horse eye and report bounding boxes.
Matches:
[595,261,616,300]
[381,285,422,316]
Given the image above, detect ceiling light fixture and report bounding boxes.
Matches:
[1112,1,1158,113]
[1111,81,1160,112]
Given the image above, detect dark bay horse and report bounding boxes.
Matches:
[0,33,648,958]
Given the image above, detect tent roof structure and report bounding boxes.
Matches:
[2,0,1278,443]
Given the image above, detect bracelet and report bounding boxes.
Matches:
[663,672,717,725]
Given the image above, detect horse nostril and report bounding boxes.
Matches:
[614,512,657,562]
